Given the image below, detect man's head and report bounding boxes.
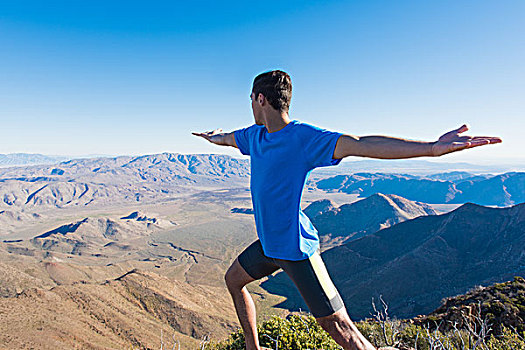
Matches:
[251,70,292,116]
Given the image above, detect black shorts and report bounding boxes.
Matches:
[238,240,344,318]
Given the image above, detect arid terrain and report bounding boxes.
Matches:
[0,153,523,349]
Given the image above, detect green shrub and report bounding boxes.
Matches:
[398,323,430,350]
[205,315,340,350]
[206,316,525,350]
[486,326,525,350]
[355,320,384,347]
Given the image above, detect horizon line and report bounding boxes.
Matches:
[1,151,524,168]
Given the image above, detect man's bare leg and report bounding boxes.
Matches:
[225,258,260,350]
[317,308,377,350]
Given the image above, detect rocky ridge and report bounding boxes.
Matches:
[304,193,437,249]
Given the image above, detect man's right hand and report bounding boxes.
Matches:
[192,129,238,147]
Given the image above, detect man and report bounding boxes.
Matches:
[193,70,501,350]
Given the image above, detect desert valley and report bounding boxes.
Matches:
[0,153,523,349]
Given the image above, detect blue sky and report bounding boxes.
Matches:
[1,0,523,164]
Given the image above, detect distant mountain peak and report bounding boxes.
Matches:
[365,193,408,208]
[448,200,525,224]
[341,193,437,219]
[303,199,338,218]
[304,194,437,249]
[121,211,156,222]
[34,217,90,239]
[120,211,176,227]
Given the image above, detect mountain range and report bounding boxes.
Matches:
[5,153,522,173]
[262,201,525,320]
[0,153,249,212]
[314,172,525,206]
[325,201,525,319]
[1,154,523,216]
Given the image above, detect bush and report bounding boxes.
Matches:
[486,326,525,350]
[206,316,525,350]
[205,314,340,350]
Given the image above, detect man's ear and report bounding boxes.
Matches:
[257,93,265,105]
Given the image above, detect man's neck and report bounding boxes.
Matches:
[263,111,291,133]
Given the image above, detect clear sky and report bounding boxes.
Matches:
[1,0,523,165]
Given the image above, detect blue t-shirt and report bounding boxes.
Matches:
[234,120,342,261]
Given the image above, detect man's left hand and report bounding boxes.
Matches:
[431,124,502,156]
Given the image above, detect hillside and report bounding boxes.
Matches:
[414,276,525,335]
[262,202,525,320]
[326,201,525,319]
[28,211,175,256]
[304,193,437,249]
[0,209,44,232]
[0,191,265,349]
[0,268,237,349]
[208,277,525,350]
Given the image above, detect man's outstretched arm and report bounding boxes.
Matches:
[333,124,502,160]
[192,129,238,148]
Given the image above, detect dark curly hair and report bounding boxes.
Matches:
[252,70,292,113]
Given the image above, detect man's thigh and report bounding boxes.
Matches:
[237,240,280,280]
[277,251,344,318]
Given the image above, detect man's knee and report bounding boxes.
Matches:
[224,258,254,292]
[224,264,238,291]
[316,307,352,332]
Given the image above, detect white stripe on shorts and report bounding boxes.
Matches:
[308,252,337,300]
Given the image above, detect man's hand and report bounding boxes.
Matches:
[192,129,237,148]
[431,124,502,156]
